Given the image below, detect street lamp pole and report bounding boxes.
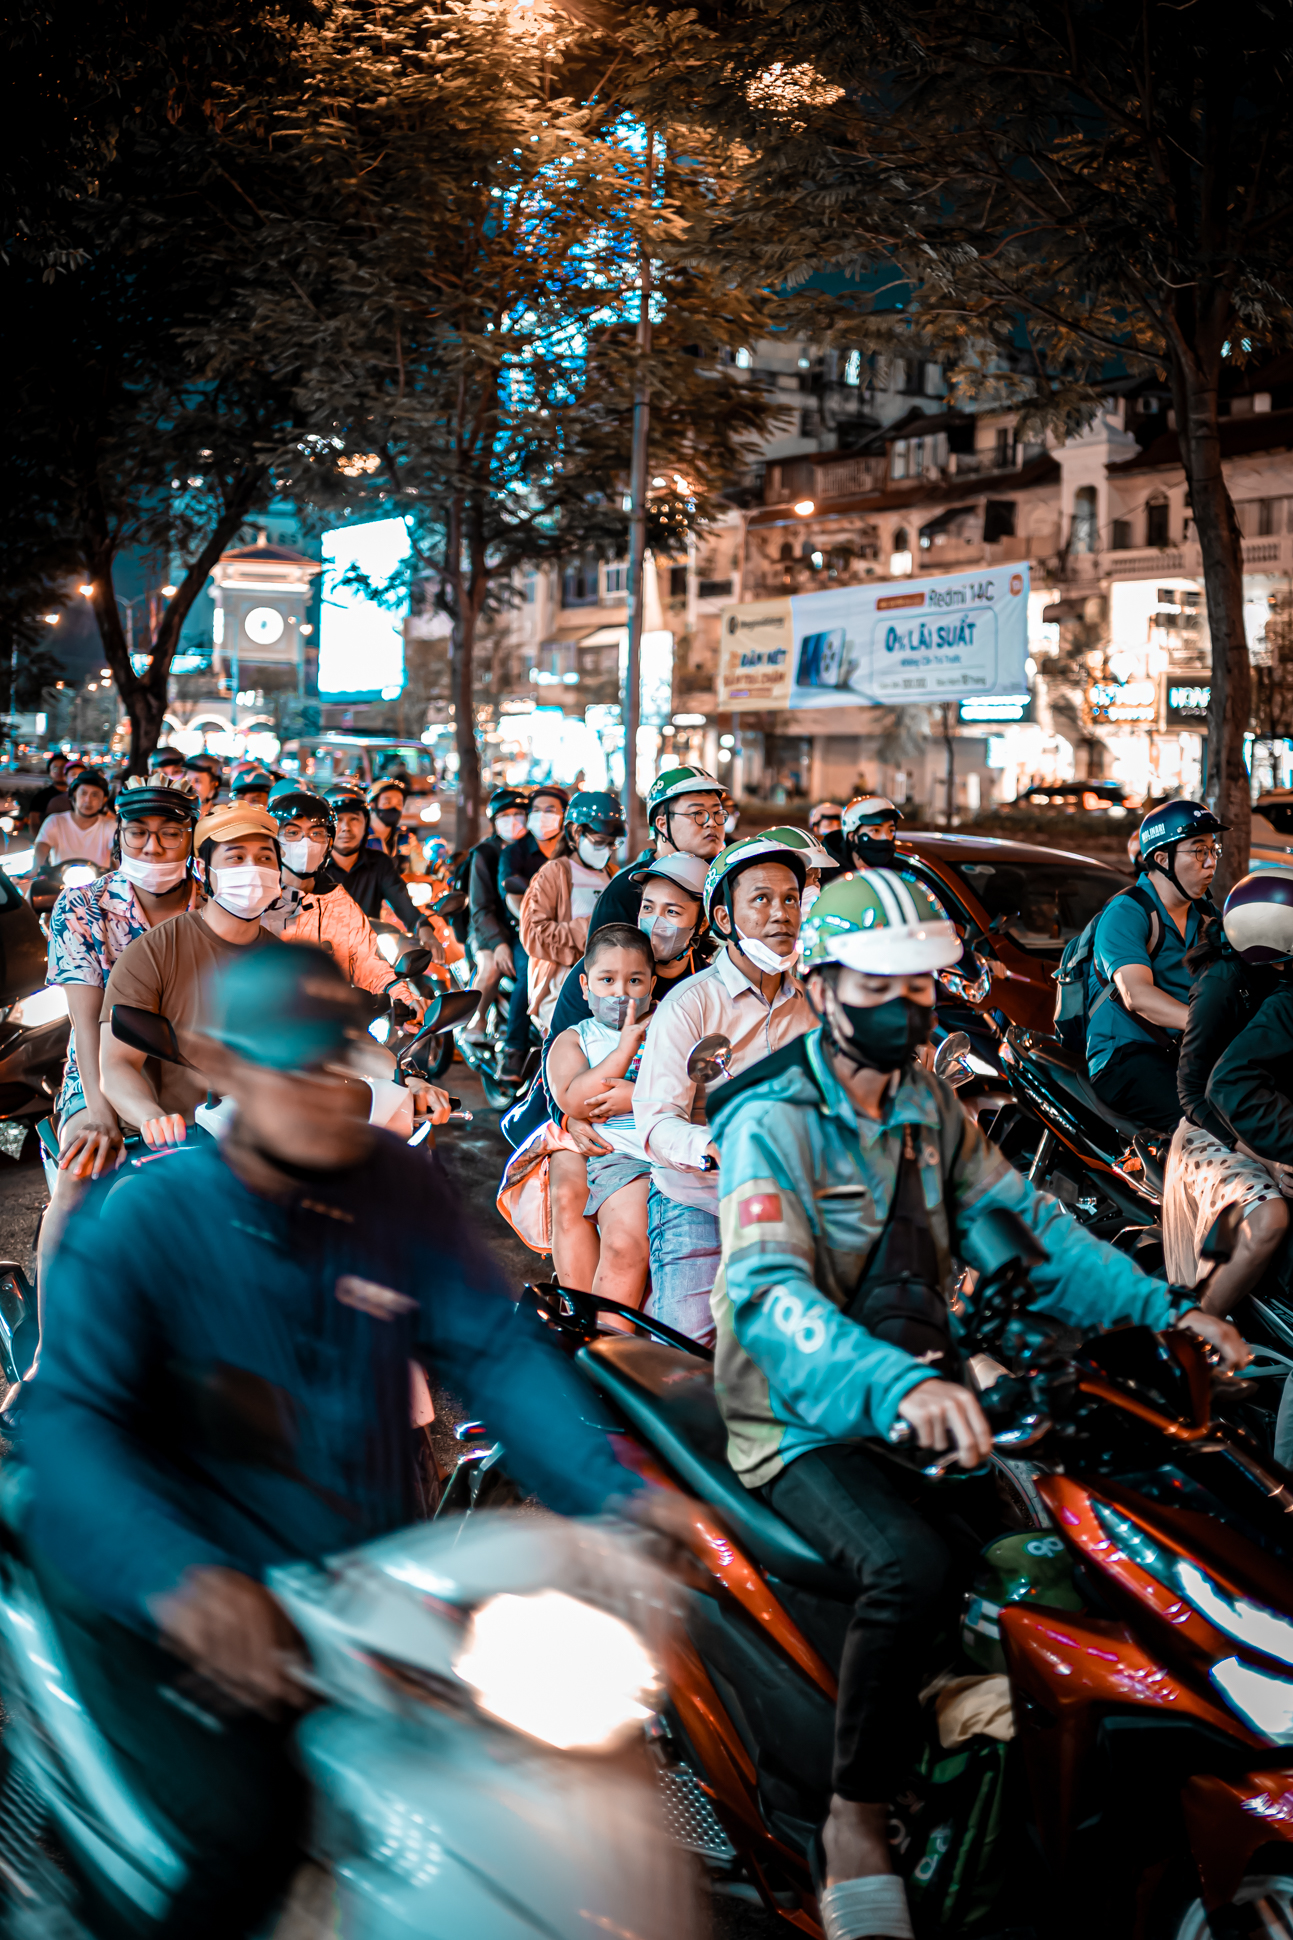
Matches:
[623,127,655,858]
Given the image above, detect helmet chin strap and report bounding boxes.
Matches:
[1147,845,1200,904]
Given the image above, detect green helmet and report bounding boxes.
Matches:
[800,870,961,976]
[647,765,723,814]
[702,826,833,920]
[961,1532,1083,1673]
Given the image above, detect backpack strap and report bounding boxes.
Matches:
[1089,882,1174,1048]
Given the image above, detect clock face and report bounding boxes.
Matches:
[244,606,285,646]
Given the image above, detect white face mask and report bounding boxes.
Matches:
[639,912,694,963]
[529,810,563,840]
[496,813,526,843]
[735,931,801,975]
[800,883,821,920]
[578,837,612,870]
[118,854,189,894]
[280,837,329,878]
[211,865,281,920]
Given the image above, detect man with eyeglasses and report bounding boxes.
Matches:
[583,765,728,943]
[1086,798,1226,1135]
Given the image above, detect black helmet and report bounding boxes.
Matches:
[184,752,223,778]
[266,779,336,833]
[488,786,530,820]
[115,774,199,823]
[71,768,111,800]
[564,789,625,838]
[324,783,369,818]
[367,775,408,806]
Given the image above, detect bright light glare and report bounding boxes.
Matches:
[3,850,34,876]
[419,804,442,824]
[161,585,177,598]
[10,985,70,1027]
[368,1014,392,1044]
[62,866,99,888]
[375,932,401,966]
[794,499,815,516]
[407,882,433,907]
[1211,1656,1293,1744]
[967,1053,998,1077]
[454,1591,658,1750]
[78,584,94,597]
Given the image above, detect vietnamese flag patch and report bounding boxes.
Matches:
[739,1193,783,1227]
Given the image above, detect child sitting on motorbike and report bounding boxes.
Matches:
[547,923,654,1315]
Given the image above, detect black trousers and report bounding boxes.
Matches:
[1090,1042,1182,1136]
[762,1443,955,1803]
[32,1551,307,1939]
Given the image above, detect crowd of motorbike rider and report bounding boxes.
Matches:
[8,738,1280,1940]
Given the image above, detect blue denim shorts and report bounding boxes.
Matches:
[645,1184,720,1348]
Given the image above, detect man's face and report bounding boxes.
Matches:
[657,792,725,860]
[72,783,106,818]
[238,788,270,811]
[333,808,367,854]
[120,813,191,863]
[809,966,936,1045]
[192,769,219,804]
[1161,838,1217,900]
[278,812,330,848]
[220,1054,373,1171]
[854,818,896,848]
[373,788,404,820]
[813,814,842,837]
[209,834,279,872]
[49,758,67,785]
[721,861,801,950]
[493,808,527,844]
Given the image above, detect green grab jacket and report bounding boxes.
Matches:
[706,1029,1178,1490]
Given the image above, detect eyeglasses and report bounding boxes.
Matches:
[120,822,190,852]
[672,808,727,829]
[1184,843,1219,863]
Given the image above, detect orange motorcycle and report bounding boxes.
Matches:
[443,1222,1293,1939]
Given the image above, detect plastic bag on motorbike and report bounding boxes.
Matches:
[496,1118,582,1254]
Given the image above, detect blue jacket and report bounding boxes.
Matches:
[707,1030,1178,1488]
[24,1133,642,1631]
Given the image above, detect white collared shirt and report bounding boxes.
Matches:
[632,945,814,1209]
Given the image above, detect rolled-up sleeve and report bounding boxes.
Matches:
[633,985,714,1171]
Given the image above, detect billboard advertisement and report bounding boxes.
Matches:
[718,566,1030,712]
[319,517,409,697]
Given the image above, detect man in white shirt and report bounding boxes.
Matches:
[34,768,117,870]
[632,828,828,1344]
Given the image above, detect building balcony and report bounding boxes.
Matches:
[1094,533,1292,580]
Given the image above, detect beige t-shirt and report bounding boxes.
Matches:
[100,910,270,1120]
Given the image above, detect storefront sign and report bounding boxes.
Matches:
[1087,679,1157,725]
[960,694,1031,724]
[718,567,1030,712]
[1164,675,1210,727]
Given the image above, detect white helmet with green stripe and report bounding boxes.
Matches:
[800,870,961,974]
[647,765,723,812]
[702,826,834,919]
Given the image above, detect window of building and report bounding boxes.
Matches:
[892,440,907,480]
[799,410,817,438]
[983,499,1017,544]
[1146,497,1170,547]
[700,577,734,598]
[561,557,599,606]
[893,528,909,553]
[924,362,944,397]
[844,350,862,386]
[778,541,795,562]
[909,439,925,477]
[994,428,1016,469]
[669,565,687,598]
[1110,520,1132,550]
[603,562,630,595]
[735,347,753,369]
[1072,486,1097,554]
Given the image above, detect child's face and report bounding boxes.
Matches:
[581,946,652,1003]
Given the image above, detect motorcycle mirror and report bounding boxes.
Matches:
[1202,1203,1242,1263]
[503,874,529,897]
[432,890,467,916]
[397,990,478,1075]
[971,1206,1048,1279]
[687,1033,733,1085]
[393,947,433,978]
[110,1003,190,1067]
[932,1031,974,1086]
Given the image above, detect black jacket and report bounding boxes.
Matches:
[332,847,423,932]
[497,832,566,904]
[586,848,653,940]
[1205,981,1293,1156]
[1178,951,1279,1144]
[467,834,513,952]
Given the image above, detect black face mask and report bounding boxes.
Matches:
[851,834,897,869]
[374,806,402,829]
[832,995,932,1071]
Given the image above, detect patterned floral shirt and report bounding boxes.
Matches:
[47,872,149,1112]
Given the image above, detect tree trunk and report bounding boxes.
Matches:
[941,702,956,826]
[447,494,487,852]
[1178,364,1251,897]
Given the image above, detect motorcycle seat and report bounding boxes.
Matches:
[576,1337,857,1600]
[1024,1038,1144,1142]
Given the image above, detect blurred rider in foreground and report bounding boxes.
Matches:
[22,944,684,1938]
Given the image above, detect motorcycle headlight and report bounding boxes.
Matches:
[1210,1657,1293,1744]
[453,1591,658,1751]
[62,865,98,888]
[2,849,34,876]
[375,932,401,966]
[368,1015,391,1044]
[407,882,433,907]
[9,985,69,1028]
[1093,1501,1293,1669]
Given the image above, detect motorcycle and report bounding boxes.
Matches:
[0,864,74,1148]
[439,1225,1293,1939]
[0,1481,696,1939]
[442,885,540,1111]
